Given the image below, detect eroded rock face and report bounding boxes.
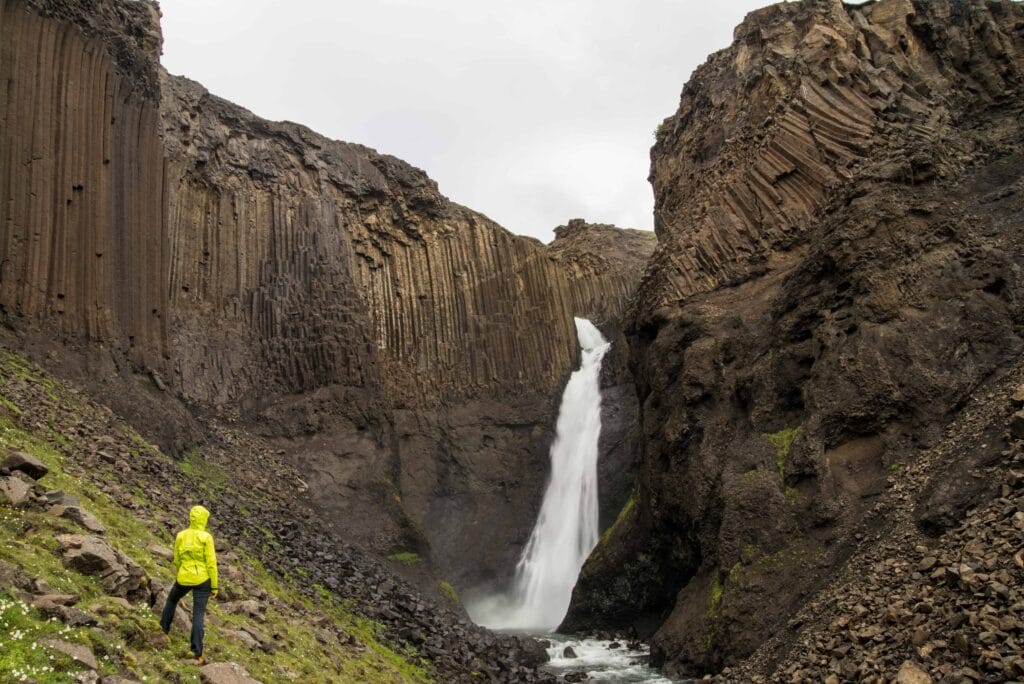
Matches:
[565,0,1024,675]
[0,0,653,604]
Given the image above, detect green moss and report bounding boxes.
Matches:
[706,575,724,619]
[0,592,90,681]
[178,449,232,495]
[598,494,636,548]
[0,392,22,415]
[702,574,726,651]
[0,355,433,683]
[784,487,799,504]
[438,581,459,606]
[389,552,421,567]
[764,426,801,480]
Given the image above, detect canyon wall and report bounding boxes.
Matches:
[565,0,1024,676]
[0,0,655,598]
[0,0,167,370]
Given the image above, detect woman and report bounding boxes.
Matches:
[159,505,219,665]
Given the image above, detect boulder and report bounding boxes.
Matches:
[0,559,33,591]
[43,638,99,669]
[223,628,262,651]
[0,474,32,507]
[223,599,264,619]
[199,662,263,684]
[146,541,174,562]
[44,490,81,508]
[1,450,48,479]
[57,534,149,602]
[50,504,106,534]
[897,661,933,684]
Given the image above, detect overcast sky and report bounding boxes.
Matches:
[160,1,782,243]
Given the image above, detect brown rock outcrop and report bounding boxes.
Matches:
[565,0,1024,677]
[0,0,167,371]
[0,0,654,604]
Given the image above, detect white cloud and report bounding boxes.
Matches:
[159,0,775,241]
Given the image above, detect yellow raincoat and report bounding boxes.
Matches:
[173,505,218,590]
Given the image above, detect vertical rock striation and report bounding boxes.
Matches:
[0,0,655,606]
[0,0,167,370]
[565,0,1024,676]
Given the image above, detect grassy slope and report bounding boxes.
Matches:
[0,348,429,683]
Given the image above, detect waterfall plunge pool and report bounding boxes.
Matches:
[466,319,688,682]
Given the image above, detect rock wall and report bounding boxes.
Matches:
[0,0,167,370]
[159,77,655,590]
[0,0,655,599]
[565,0,1024,676]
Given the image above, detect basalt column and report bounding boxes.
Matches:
[0,0,168,370]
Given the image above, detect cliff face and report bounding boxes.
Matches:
[0,0,654,601]
[565,0,1024,675]
[159,76,655,590]
[0,0,167,370]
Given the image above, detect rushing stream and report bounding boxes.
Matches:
[543,636,685,683]
[468,320,680,681]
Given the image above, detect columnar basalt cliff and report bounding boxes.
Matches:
[565,0,1024,676]
[0,0,654,631]
[0,0,167,370]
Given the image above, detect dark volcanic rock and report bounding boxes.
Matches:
[565,0,1024,676]
[0,0,651,617]
[1,451,50,480]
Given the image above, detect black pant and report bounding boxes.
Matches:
[159,579,212,657]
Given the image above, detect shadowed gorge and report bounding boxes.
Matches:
[0,0,654,680]
[4,0,1024,681]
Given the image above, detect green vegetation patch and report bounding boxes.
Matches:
[0,352,433,683]
[389,551,422,567]
[438,581,459,606]
[764,426,801,480]
[0,592,90,682]
[599,494,636,548]
[178,448,232,496]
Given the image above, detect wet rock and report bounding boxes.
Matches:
[563,645,578,659]
[1,450,48,479]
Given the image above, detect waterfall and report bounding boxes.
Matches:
[469,317,611,632]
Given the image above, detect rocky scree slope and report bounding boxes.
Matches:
[564,0,1024,677]
[712,353,1024,683]
[0,0,653,603]
[0,346,554,682]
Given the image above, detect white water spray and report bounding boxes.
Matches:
[470,317,610,632]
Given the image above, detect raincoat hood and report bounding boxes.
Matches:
[189,505,210,531]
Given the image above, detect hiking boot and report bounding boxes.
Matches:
[196,655,207,666]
